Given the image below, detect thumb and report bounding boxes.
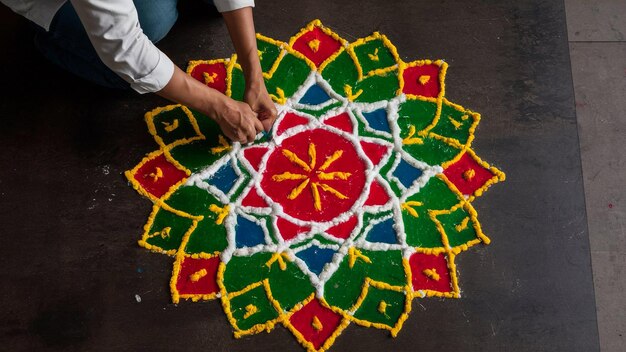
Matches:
[252,112,263,133]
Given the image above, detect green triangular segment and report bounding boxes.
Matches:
[321,46,399,103]
[402,177,461,248]
[401,135,461,166]
[165,185,221,218]
[222,252,314,311]
[182,217,228,255]
[429,100,476,146]
[324,249,405,310]
[321,50,359,99]
[143,207,194,252]
[378,154,403,197]
[257,37,282,73]
[265,52,311,100]
[187,109,218,136]
[168,109,231,173]
[396,99,466,166]
[397,99,438,132]
[353,69,399,103]
[151,106,199,145]
[353,285,407,328]
[437,205,479,247]
[230,66,246,101]
[168,139,228,173]
[353,38,397,75]
[229,160,251,202]
[228,284,279,331]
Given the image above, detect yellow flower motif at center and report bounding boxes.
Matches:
[272,143,353,211]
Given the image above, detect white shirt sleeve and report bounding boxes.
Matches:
[70,0,174,93]
[69,0,255,94]
[0,0,66,31]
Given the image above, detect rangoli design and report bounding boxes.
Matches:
[126,20,505,351]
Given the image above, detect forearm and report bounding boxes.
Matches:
[156,66,225,120]
[222,7,262,85]
[159,7,260,114]
[220,3,277,132]
[157,66,263,143]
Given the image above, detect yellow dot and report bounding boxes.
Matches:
[418,75,431,85]
[378,301,388,314]
[243,304,258,319]
[368,48,379,62]
[308,39,321,52]
[150,227,171,239]
[455,217,470,232]
[147,166,163,182]
[203,72,217,84]
[162,119,179,132]
[463,169,476,181]
[422,268,440,281]
[189,268,208,282]
[312,316,323,331]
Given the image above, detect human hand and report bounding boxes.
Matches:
[221,7,277,132]
[213,97,264,144]
[156,66,262,144]
[244,78,278,132]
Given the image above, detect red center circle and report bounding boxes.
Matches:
[260,128,367,222]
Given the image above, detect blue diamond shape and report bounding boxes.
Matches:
[299,84,331,105]
[235,215,265,248]
[362,108,391,133]
[365,218,398,244]
[206,161,238,194]
[296,245,336,276]
[393,158,423,188]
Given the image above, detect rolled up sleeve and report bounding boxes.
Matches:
[70,0,174,93]
[213,0,255,13]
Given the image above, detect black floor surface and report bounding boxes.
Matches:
[0,1,599,351]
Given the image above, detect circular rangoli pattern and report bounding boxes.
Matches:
[126,19,505,352]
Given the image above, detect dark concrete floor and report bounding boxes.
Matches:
[0,1,600,351]
[566,1,626,350]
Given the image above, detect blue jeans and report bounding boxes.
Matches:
[34,0,179,89]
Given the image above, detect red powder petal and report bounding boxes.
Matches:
[289,298,343,350]
[323,112,353,133]
[276,112,310,136]
[277,217,311,241]
[326,215,358,240]
[243,147,270,172]
[175,256,220,295]
[359,141,390,167]
[442,152,495,196]
[241,187,270,208]
[189,62,227,93]
[409,252,453,293]
[292,27,343,67]
[402,63,441,98]
[364,179,391,206]
[133,153,187,198]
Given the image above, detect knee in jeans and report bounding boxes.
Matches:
[136,1,179,43]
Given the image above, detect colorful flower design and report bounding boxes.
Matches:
[126,20,505,352]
